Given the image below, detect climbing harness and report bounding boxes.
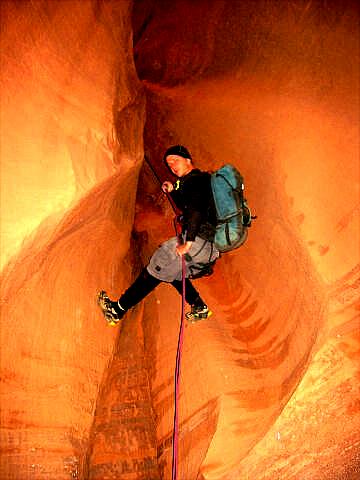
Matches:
[186,238,216,279]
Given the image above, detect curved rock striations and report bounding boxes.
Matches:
[0,1,145,478]
[134,0,359,478]
[0,0,142,269]
[0,169,144,479]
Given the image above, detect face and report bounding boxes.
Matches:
[165,155,193,177]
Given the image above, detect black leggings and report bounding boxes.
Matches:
[119,268,204,311]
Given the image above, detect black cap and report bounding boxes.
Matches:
[163,145,192,162]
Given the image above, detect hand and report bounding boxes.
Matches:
[162,181,174,193]
[176,241,193,256]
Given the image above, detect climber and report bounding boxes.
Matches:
[98,145,219,325]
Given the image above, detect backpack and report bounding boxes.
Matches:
[211,164,254,253]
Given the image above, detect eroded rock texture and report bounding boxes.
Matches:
[1,1,359,479]
[1,1,146,478]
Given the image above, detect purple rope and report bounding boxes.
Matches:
[171,255,186,480]
[143,155,185,478]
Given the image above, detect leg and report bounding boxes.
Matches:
[171,278,205,307]
[99,237,179,325]
[98,268,161,324]
[118,268,161,310]
[171,278,210,322]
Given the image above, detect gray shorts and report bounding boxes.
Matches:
[147,236,219,282]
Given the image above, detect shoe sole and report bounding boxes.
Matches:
[97,291,120,327]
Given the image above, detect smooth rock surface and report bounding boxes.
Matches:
[1,1,145,478]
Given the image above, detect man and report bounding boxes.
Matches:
[98,145,219,324]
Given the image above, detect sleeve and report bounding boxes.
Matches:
[182,176,208,241]
[169,189,183,209]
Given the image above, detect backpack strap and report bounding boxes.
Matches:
[215,171,245,210]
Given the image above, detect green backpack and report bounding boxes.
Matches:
[211,164,254,253]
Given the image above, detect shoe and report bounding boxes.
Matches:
[97,290,125,326]
[185,303,212,323]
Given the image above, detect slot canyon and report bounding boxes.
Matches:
[0,0,359,479]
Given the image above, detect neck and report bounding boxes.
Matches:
[181,165,194,177]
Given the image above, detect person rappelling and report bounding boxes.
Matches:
[98,145,220,325]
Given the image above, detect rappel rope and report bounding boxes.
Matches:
[144,155,186,479]
[171,254,186,480]
[144,154,178,213]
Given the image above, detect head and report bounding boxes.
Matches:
[163,145,194,177]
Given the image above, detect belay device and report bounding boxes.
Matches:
[211,164,255,253]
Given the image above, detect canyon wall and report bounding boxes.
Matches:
[1,1,359,479]
[131,1,359,478]
[1,1,147,478]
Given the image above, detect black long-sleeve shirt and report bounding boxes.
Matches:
[170,169,217,242]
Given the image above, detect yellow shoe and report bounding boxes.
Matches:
[185,304,212,323]
[97,290,124,326]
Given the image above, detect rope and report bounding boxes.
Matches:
[143,154,187,478]
[171,255,186,480]
[144,154,178,214]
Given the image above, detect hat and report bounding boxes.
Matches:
[163,145,192,162]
